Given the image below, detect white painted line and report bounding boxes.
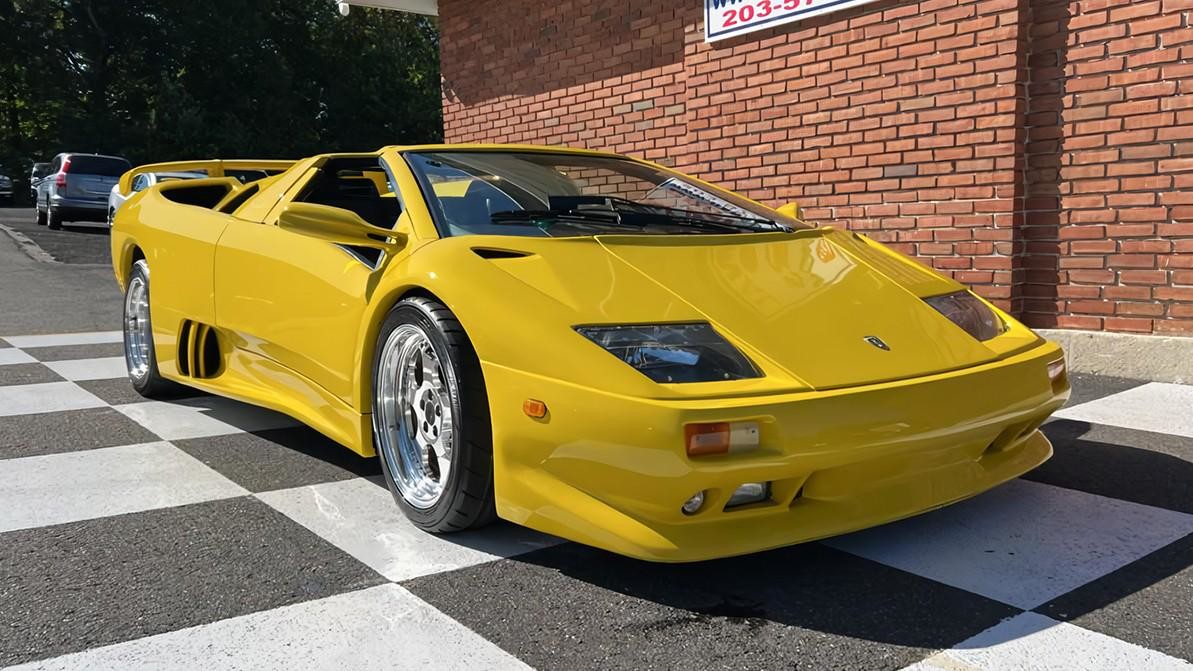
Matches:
[904,612,1193,671]
[1055,382,1193,439]
[0,349,36,366]
[824,479,1193,610]
[0,381,106,417]
[7,583,531,671]
[0,442,248,533]
[256,478,561,581]
[43,356,128,381]
[3,331,123,348]
[115,397,299,440]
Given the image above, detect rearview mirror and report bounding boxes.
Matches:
[278,203,406,251]
[776,202,802,220]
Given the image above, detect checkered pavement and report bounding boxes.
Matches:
[1,330,1190,670]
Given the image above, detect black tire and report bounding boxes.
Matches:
[123,260,182,398]
[47,206,62,230]
[372,296,497,532]
[36,199,46,226]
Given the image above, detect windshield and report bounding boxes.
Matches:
[404,151,806,238]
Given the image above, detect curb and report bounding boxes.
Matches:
[1038,328,1193,385]
[0,222,60,264]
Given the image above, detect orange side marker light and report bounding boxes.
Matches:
[686,422,731,456]
[523,399,548,419]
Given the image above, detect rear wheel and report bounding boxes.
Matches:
[123,260,178,398]
[372,297,496,532]
[47,206,62,230]
[35,198,46,226]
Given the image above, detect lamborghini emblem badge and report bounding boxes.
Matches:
[863,336,890,351]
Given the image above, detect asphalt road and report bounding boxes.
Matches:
[0,208,121,334]
[0,219,1190,670]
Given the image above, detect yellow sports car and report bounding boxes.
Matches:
[111,145,1070,561]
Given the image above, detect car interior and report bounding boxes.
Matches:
[296,157,401,230]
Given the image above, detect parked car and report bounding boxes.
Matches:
[0,174,12,205]
[108,171,204,226]
[29,162,50,201]
[35,153,131,229]
[110,146,1071,562]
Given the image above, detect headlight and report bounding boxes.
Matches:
[924,291,1005,341]
[575,322,761,383]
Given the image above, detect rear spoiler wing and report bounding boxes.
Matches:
[117,159,296,195]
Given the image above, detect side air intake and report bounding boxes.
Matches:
[176,320,222,379]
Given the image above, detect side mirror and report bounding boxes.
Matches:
[278,203,406,251]
[776,202,802,220]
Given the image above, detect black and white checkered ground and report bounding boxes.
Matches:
[1,330,1190,670]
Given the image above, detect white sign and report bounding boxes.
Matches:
[705,0,883,42]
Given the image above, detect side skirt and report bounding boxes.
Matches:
[160,343,374,457]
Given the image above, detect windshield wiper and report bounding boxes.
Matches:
[490,208,748,235]
[549,195,789,232]
[489,209,646,231]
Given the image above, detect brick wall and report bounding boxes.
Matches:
[1025,0,1193,333]
[439,0,1193,335]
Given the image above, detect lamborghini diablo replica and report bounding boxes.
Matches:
[111,146,1070,561]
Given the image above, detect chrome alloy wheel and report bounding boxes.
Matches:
[375,324,455,509]
[123,271,152,382]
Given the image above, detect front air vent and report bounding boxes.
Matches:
[176,320,222,379]
[472,247,532,260]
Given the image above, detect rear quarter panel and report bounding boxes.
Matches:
[111,188,233,376]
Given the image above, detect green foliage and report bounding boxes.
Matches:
[0,0,443,201]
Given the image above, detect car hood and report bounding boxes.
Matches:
[460,228,1003,391]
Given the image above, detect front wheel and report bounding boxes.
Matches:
[372,297,496,532]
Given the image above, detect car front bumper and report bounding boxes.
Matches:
[486,340,1069,562]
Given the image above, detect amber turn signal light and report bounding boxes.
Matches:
[685,421,760,456]
[1047,357,1065,382]
[523,398,548,419]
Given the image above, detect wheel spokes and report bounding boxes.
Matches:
[433,446,451,484]
[419,345,440,387]
[374,324,456,510]
[123,275,153,381]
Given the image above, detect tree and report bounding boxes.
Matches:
[0,0,443,203]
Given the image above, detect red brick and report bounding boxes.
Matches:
[1105,286,1153,300]
[1155,319,1193,334]
[1104,316,1156,332]
[1057,315,1104,329]
[1068,270,1116,284]
[1120,270,1168,284]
